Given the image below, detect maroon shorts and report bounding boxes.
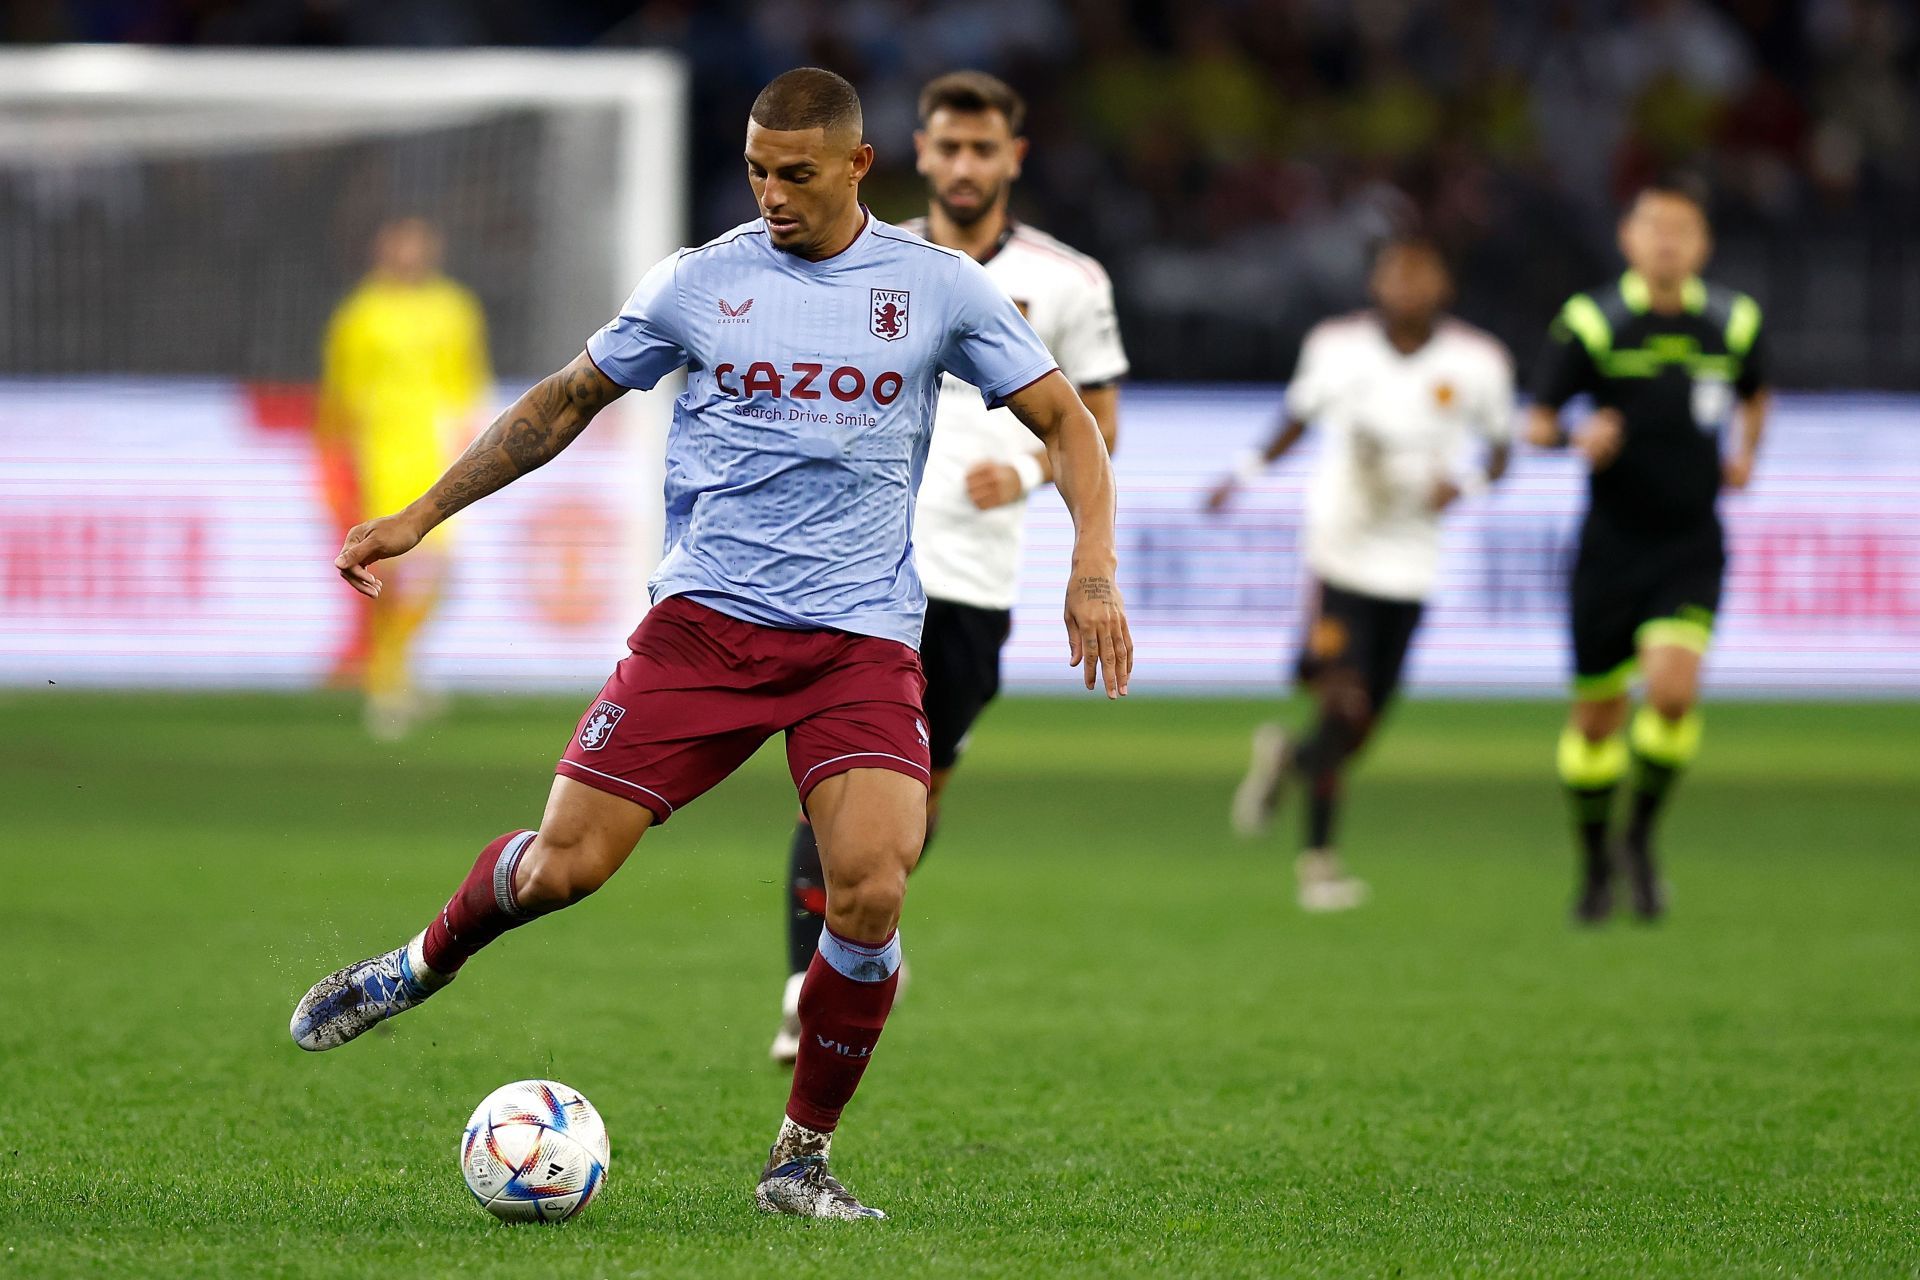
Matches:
[556,595,930,824]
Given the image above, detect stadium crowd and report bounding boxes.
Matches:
[6,0,1917,384]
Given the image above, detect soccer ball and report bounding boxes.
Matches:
[460,1079,610,1223]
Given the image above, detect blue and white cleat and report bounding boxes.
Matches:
[755,1153,887,1221]
[290,935,444,1052]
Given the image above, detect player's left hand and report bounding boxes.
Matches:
[1722,451,1755,490]
[1065,567,1132,699]
[965,460,1025,510]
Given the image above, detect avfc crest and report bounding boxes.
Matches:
[577,701,625,752]
[870,288,910,342]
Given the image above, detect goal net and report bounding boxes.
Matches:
[0,47,685,690]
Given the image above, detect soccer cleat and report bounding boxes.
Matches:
[290,939,442,1052]
[1620,836,1666,922]
[1231,722,1293,838]
[755,1152,887,1221]
[1572,876,1615,926]
[769,971,805,1067]
[1295,849,1369,913]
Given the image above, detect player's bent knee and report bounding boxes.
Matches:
[516,829,633,910]
[824,864,910,940]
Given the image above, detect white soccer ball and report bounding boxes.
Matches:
[460,1079,610,1223]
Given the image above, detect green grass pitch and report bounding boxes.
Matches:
[2,691,1916,1278]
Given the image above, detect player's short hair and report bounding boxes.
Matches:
[1627,172,1711,217]
[917,70,1027,135]
[751,67,864,140]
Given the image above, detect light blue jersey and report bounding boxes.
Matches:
[587,214,1058,649]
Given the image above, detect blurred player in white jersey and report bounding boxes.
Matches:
[1206,235,1512,911]
[770,70,1127,1063]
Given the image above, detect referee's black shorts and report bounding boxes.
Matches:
[1293,579,1425,710]
[920,596,1013,770]
[1570,514,1724,700]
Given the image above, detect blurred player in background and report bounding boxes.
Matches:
[1528,181,1768,924]
[1207,236,1512,911]
[317,217,490,739]
[291,69,1131,1222]
[767,70,1126,1064]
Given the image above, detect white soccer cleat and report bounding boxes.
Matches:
[769,971,805,1067]
[1231,722,1292,838]
[290,935,444,1051]
[755,1154,887,1221]
[1295,850,1370,913]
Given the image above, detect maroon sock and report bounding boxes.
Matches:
[785,928,902,1132]
[420,830,539,976]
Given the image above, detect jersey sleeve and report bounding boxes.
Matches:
[1474,344,1517,443]
[1728,293,1768,398]
[586,253,690,390]
[940,255,1060,406]
[1530,294,1604,409]
[1050,264,1129,389]
[1282,325,1338,422]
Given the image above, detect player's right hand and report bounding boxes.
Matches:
[1573,408,1625,472]
[1203,478,1237,513]
[335,515,422,599]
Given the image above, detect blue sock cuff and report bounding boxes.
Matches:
[818,928,901,983]
[493,831,537,919]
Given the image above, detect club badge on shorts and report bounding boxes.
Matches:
[870,289,909,342]
[578,701,625,751]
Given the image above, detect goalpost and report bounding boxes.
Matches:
[0,47,687,690]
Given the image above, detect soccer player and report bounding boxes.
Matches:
[767,70,1127,1065]
[289,68,1132,1221]
[1206,236,1513,911]
[1528,180,1768,924]
[316,217,490,739]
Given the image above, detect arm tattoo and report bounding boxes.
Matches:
[430,361,619,519]
[1075,575,1116,604]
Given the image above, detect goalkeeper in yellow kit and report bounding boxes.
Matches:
[319,218,491,738]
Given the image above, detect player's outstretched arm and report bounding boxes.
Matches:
[334,352,625,598]
[1205,416,1306,512]
[1003,371,1132,699]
